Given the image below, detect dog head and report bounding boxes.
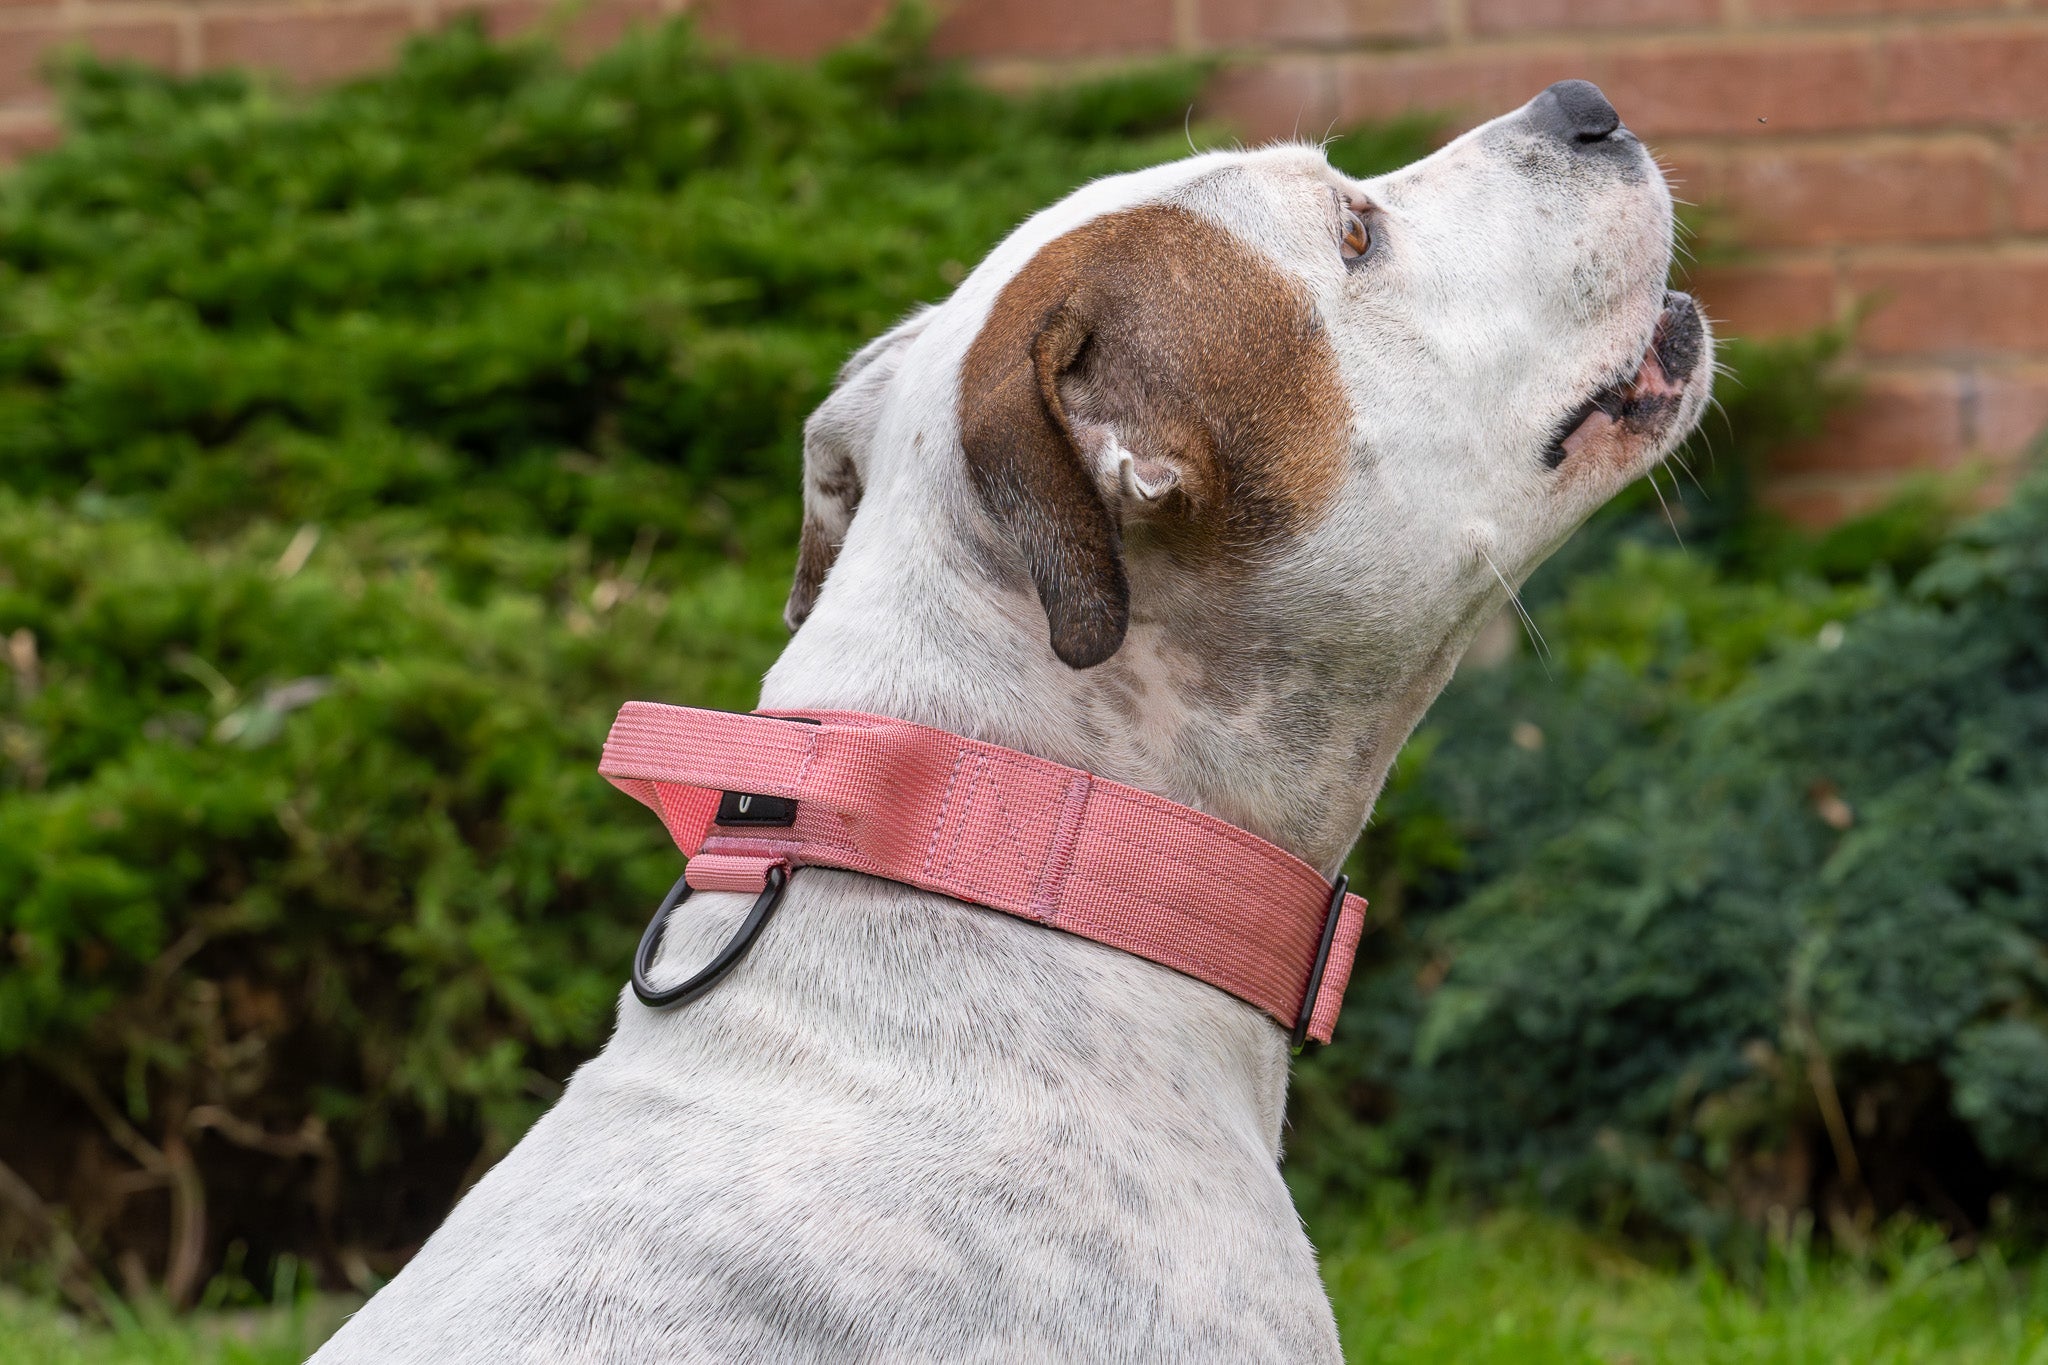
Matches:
[775,81,1711,853]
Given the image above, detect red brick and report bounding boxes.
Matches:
[690,0,891,59]
[2012,134,2048,233]
[1883,26,2048,128]
[1656,146,1721,203]
[201,8,419,83]
[1470,0,1714,38]
[1599,37,1883,139]
[478,0,665,58]
[1752,0,2006,18]
[0,18,180,104]
[1198,0,1439,47]
[1686,259,1838,338]
[1349,39,1887,143]
[0,107,60,161]
[1849,252,2048,356]
[1975,368,2048,457]
[1203,56,1340,143]
[1774,370,1968,476]
[1967,461,2024,509]
[1337,49,1578,129]
[1761,476,1900,526]
[933,0,1175,58]
[1720,141,1998,248]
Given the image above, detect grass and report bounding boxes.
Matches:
[0,1293,339,1365]
[1317,1194,2048,1365]
[7,1199,2043,1364]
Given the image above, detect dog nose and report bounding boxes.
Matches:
[1528,79,1622,145]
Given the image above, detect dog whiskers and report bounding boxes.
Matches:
[1481,547,1552,675]
[1670,444,1710,498]
[1647,466,1687,552]
[1705,394,1734,452]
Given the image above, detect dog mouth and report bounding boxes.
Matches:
[1542,291,1705,470]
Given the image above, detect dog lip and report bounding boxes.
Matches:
[1542,395,1605,468]
[1542,291,1698,469]
[1651,290,1705,381]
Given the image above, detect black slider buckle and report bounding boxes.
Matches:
[631,864,790,1010]
[1290,873,1349,1056]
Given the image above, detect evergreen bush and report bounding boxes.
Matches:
[0,15,1250,1301]
[3,5,2032,1307]
[1292,461,2047,1251]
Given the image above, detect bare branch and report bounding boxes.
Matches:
[187,1106,331,1161]
[0,1153,100,1313]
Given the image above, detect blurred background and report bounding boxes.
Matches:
[0,2,2044,1361]
[8,0,2048,517]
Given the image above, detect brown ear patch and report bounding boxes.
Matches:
[784,449,860,632]
[786,308,929,633]
[958,202,1351,666]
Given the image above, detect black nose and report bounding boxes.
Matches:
[1528,79,1621,144]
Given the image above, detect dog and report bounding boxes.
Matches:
[311,79,1711,1363]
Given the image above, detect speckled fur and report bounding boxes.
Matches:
[313,91,1711,1364]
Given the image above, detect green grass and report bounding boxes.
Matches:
[0,1293,337,1365]
[9,1202,2043,1364]
[1317,1196,2048,1365]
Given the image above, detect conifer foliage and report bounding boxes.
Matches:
[0,18,1219,1301]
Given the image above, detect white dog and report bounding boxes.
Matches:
[313,80,1711,1363]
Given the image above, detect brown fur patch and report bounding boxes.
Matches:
[785,512,844,632]
[958,203,1350,667]
[784,445,863,632]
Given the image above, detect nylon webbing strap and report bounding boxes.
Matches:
[599,702,1367,1044]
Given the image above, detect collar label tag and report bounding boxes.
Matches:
[715,790,798,827]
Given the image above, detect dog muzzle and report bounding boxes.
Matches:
[599,704,1368,1051]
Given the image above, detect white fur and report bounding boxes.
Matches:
[313,91,1711,1364]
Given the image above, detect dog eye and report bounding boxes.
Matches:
[1340,208,1371,262]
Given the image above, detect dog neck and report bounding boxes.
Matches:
[761,490,1463,877]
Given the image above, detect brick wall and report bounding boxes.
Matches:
[5,0,2044,515]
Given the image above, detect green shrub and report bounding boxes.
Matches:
[0,13,1214,564]
[0,497,791,1301]
[0,14,1339,1302]
[1292,459,2047,1250]
[7,0,2019,1310]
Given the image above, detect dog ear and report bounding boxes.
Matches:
[959,205,1352,668]
[786,308,931,633]
[958,286,1131,669]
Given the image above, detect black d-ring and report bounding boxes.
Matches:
[1290,873,1349,1056]
[631,864,790,1010]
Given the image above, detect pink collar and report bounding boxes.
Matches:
[599,703,1368,1047]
